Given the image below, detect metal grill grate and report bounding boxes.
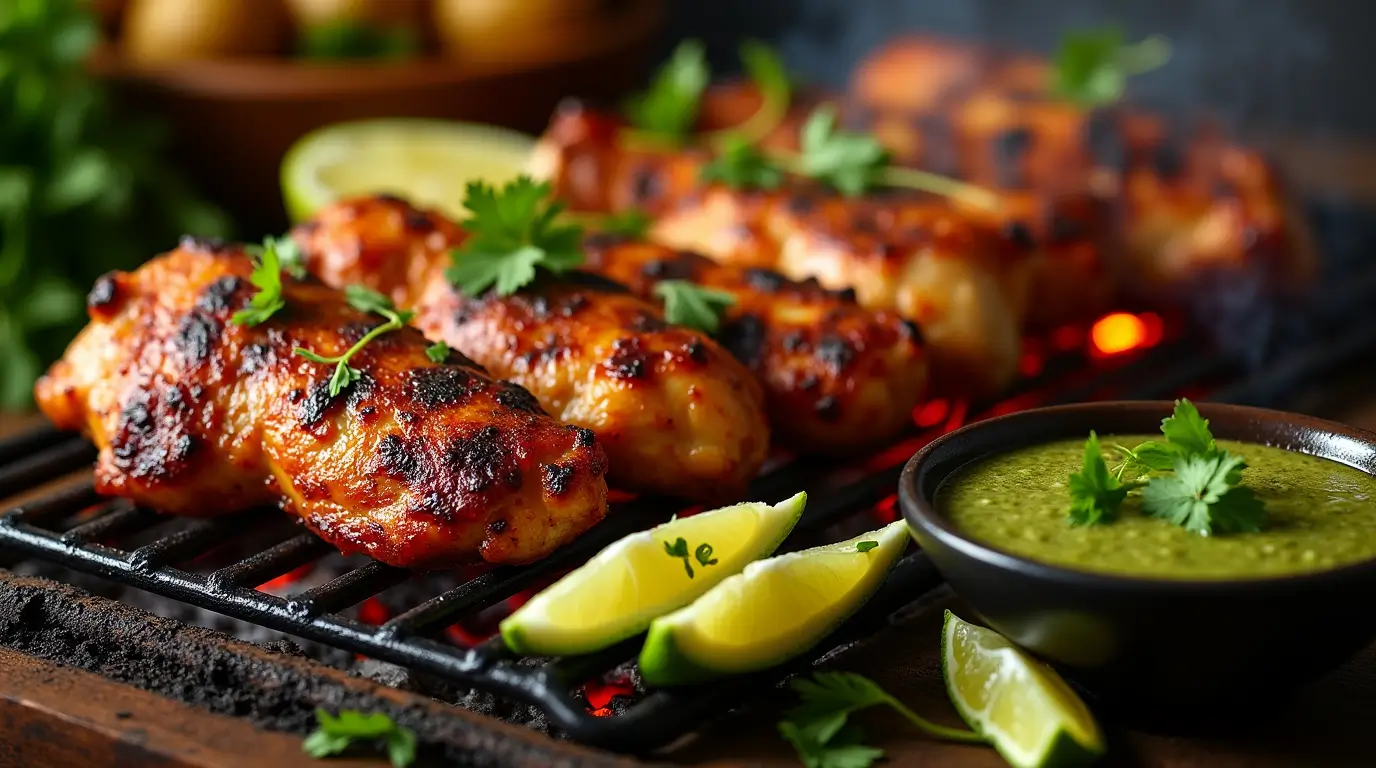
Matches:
[4,201,1376,754]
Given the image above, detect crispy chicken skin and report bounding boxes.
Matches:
[34,240,609,569]
[529,103,1033,396]
[293,197,770,501]
[581,235,929,451]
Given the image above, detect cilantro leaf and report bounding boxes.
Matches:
[797,106,890,197]
[654,280,737,334]
[231,240,290,327]
[1111,439,1177,480]
[1068,431,1134,526]
[425,341,451,363]
[701,135,785,190]
[447,177,585,297]
[1053,27,1172,107]
[598,209,651,239]
[779,721,885,768]
[622,39,709,141]
[779,671,981,767]
[1142,453,1266,536]
[302,708,417,767]
[293,284,413,398]
[1159,398,1217,460]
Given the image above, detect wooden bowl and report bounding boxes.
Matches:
[92,0,665,234]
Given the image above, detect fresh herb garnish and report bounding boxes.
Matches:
[700,135,785,190]
[664,536,717,578]
[1141,453,1266,536]
[1075,399,1267,536]
[1068,431,1139,526]
[778,672,982,768]
[303,708,417,768]
[654,280,736,335]
[446,177,585,297]
[855,541,878,553]
[293,285,415,398]
[598,209,652,239]
[622,40,709,144]
[701,40,793,148]
[298,21,419,61]
[793,105,890,197]
[1053,27,1172,107]
[232,238,299,327]
[425,341,450,363]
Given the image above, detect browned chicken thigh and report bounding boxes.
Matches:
[35,239,610,569]
[293,197,770,501]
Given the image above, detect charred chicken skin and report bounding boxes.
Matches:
[34,239,610,569]
[529,103,1034,395]
[580,234,929,451]
[293,197,770,501]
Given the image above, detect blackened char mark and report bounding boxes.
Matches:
[175,312,220,365]
[541,463,574,496]
[407,367,481,410]
[87,273,120,314]
[447,425,520,494]
[744,268,785,294]
[814,335,856,374]
[604,338,649,381]
[494,381,543,414]
[109,388,198,482]
[640,257,696,282]
[179,235,231,254]
[719,313,766,369]
[376,433,424,482]
[197,276,246,314]
[296,382,339,428]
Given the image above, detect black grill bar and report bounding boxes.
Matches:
[60,502,160,545]
[129,515,258,570]
[207,533,333,590]
[287,560,411,618]
[0,424,69,465]
[0,438,96,499]
[0,479,100,528]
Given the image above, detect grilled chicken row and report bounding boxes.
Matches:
[35,239,610,569]
[529,103,1033,395]
[293,196,929,456]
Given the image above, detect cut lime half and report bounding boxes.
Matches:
[500,493,806,657]
[638,520,910,687]
[941,611,1106,768]
[280,118,536,222]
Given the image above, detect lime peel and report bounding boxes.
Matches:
[500,492,806,657]
[638,519,911,686]
[941,610,1106,768]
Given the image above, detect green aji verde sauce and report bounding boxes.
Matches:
[937,436,1376,579]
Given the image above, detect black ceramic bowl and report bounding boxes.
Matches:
[899,401,1376,722]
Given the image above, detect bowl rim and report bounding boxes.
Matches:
[898,400,1376,593]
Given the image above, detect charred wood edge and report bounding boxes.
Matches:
[0,568,662,768]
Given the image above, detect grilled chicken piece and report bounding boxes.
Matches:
[529,103,1034,395]
[34,239,609,569]
[580,235,929,451]
[293,197,769,501]
[850,37,1318,309]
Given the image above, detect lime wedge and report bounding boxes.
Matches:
[638,520,910,687]
[280,118,536,222]
[500,493,806,657]
[941,611,1105,768]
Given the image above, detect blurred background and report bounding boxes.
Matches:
[3,0,1376,410]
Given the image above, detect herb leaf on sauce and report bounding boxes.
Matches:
[1159,398,1218,460]
[1142,453,1266,536]
[1068,431,1138,526]
[655,280,737,334]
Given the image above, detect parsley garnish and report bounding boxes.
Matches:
[622,40,709,144]
[599,209,652,239]
[795,106,890,197]
[446,177,585,297]
[663,536,717,578]
[654,280,736,335]
[231,237,303,327]
[425,341,450,363]
[1053,28,1172,107]
[293,285,415,398]
[1068,431,1139,526]
[855,541,878,553]
[1074,399,1268,536]
[778,672,982,768]
[1141,453,1266,536]
[303,708,417,768]
[700,135,785,190]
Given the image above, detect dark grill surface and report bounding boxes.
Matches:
[4,201,1376,755]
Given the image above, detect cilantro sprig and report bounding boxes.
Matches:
[446,177,585,297]
[622,39,710,144]
[231,237,304,327]
[700,135,785,190]
[1071,399,1267,536]
[1053,27,1172,107]
[779,672,982,768]
[293,285,415,398]
[303,708,416,768]
[425,341,450,363]
[654,280,736,335]
[663,536,718,579]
